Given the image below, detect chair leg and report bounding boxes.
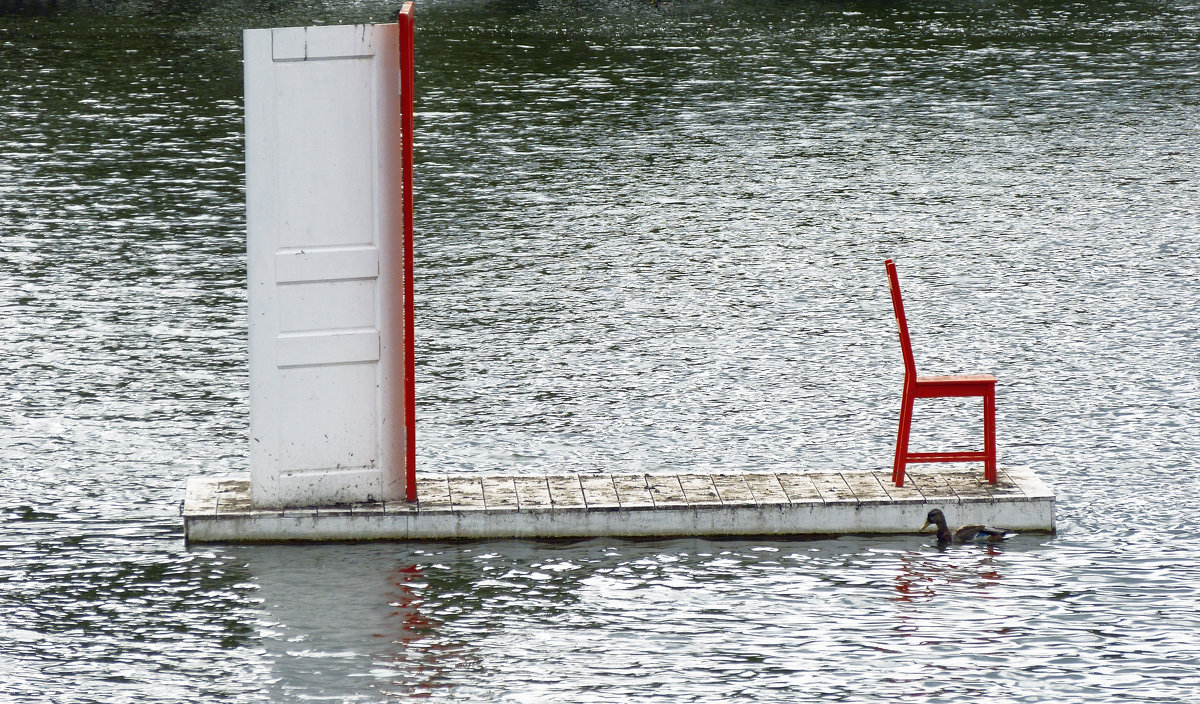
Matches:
[983,389,997,484]
[893,390,915,486]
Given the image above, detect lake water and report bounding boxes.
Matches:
[2,0,1199,701]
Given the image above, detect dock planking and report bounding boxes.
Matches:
[447,475,485,509]
[612,474,655,508]
[711,473,757,508]
[513,475,553,510]
[184,468,1056,543]
[578,473,621,510]
[546,475,586,509]
[646,474,690,509]
[840,472,891,506]
[810,473,857,505]
[678,474,722,504]
[744,473,790,505]
[481,475,519,513]
[416,475,452,508]
[777,473,821,503]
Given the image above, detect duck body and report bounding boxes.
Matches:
[921,509,1014,544]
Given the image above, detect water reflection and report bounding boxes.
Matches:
[373,564,467,699]
[245,544,479,700]
[238,537,1054,699]
[381,564,435,646]
[893,544,1006,603]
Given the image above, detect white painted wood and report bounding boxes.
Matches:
[244,23,406,508]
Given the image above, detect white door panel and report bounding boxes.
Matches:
[244,23,406,508]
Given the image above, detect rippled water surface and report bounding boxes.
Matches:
[3,0,1199,701]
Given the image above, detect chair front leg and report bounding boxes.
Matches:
[983,388,997,483]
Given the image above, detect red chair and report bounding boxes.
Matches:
[885,259,996,487]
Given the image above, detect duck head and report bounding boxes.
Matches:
[921,508,948,532]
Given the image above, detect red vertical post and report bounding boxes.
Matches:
[399,3,417,502]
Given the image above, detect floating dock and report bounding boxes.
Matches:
[183,466,1054,543]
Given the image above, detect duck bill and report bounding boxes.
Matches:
[920,520,932,532]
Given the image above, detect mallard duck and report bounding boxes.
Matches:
[921,508,1013,544]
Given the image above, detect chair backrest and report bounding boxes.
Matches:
[885,259,918,380]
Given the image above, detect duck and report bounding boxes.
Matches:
[921,508,1014,544]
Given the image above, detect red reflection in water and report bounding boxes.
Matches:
[371,564,474,700]
[379,564,435,645]
[893,544,1006,603]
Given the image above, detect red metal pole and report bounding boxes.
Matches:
[399,3,417,502]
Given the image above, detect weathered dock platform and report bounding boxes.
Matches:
[183,467,1054,543]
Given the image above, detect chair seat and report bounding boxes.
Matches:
[912,374,995,398]
[915,373,996,385]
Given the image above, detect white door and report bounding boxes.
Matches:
[244,23,406,508]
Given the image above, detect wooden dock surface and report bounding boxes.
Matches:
[183,467,1054,543]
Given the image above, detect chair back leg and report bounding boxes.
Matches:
[893,387,916,486]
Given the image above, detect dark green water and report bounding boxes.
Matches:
[2,0,1199,701]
